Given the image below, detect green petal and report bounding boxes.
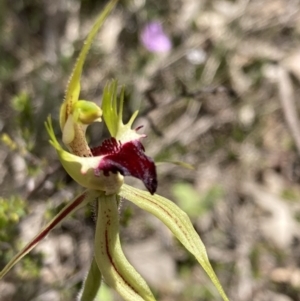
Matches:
[79,257,102,301]
[45,116,124,194]
[0,190,97,280]
[94,194,156,301]
[102,80,142,143]
[60,0,118,130]
[101,80,119,137]
[119,184,230,301]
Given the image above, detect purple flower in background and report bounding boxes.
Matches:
[140,21,172,53]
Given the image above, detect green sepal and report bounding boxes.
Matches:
[45,116,124,194]
[94,194,156,301]
[102,80,142,143]
[119,184,230,301]
[101,80,119,137]
[0,190,98,280]
[79,257,102,301]
[60,0,118,131]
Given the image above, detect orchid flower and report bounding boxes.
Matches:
[0,1,230,301]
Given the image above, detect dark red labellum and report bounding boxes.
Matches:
[91,138,157,194]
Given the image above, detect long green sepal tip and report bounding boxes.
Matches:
[0,190,97,280]
[61,0,118,131]
[66,0,118,101]
[119,184,230,301]
[94,194,156,301]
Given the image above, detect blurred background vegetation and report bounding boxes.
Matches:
[1,0,300,300]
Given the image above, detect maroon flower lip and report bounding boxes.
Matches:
[91,138,157,194]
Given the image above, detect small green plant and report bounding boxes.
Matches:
[172,182,223,219]
[0,195,26,243]
[0,1,229,300]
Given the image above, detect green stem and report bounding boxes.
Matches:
[79,257,102,301]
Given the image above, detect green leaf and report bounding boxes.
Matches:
[119,184,230,301]
[94,194,156,301]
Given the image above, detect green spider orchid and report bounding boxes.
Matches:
[0,1,230,301]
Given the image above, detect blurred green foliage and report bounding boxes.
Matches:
[0,196,26,264]
[19,256,42,279]
[96,282,114,301]
[172,182,223,219]
[0,196,26,241]
[11,92,35,145]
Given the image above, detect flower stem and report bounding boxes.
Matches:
[79,257,102,301]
